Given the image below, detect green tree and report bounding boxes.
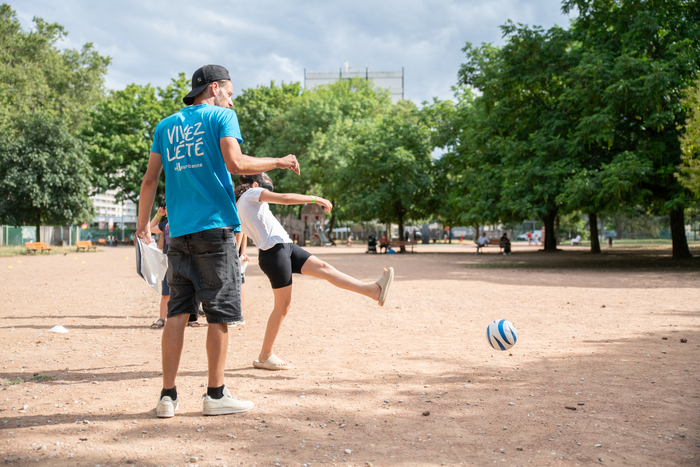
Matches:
[457,23,579,251]
[233,81,302,158]
[0,4,110,133]
[83,74,190,205]
[252,78,392,199]
[677,80,700,197]
[334,101,434,252]
[562,0,700,259]
[0,113,95,241]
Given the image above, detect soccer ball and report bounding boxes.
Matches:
[486,319,518,351]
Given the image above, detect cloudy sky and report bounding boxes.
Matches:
[11,0,573,104]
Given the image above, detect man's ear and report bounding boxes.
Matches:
[252,182,259,187]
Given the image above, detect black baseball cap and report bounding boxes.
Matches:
[183,64,231,105]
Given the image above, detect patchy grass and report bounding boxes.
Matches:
[466,263,544,269]
[2,379,23,386]
[0,246,101,257]
[572,239,700,249]
[30,374,55,382]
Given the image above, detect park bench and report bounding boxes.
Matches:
[24,242,52,255]
[98,238,107,246]
[76,240,98,252]
[389,240,418,253]
[474,241,495,254]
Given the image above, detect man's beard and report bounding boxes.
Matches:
[214,89,228,107]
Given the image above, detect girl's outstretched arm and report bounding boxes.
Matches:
[258,191,332,212]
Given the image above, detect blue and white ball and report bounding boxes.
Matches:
[486,319,518,351]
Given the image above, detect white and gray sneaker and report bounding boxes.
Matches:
[202,386,253,415]
[156,395,178,418]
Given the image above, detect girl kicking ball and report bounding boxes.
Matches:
[235,173,394,371]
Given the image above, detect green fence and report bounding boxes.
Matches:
[2,226,34,245]
[0,225,111,246]
[77,227,136,244]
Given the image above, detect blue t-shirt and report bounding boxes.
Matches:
[151,105,243,237]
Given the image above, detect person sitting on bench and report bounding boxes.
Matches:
[571,234,581,246]
[379,234,389,253]
[499,232,511,255]
[475,231,490,254]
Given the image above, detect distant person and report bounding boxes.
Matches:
[475,231,490,254]
[136,64,301,418]
[235,173,394,371]
[607,236,613,247]
[499,232,511,255]
[379,234,389,253]
[571,234,581,246]
[527,231,533,245]
[347,233,353,247]
[540,226,545,245]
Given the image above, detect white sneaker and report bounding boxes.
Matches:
[156,395,178,418]
[202,386,253,415]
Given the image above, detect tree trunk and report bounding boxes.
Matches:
[589,212,601,254]
[36,211,41,243]
[670,207,692,259]
[327,210,337,245]
[475,223,480,242]
[542,209,558,251]
[395,202,406,253]
[555,216,560,245]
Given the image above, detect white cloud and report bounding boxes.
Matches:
[9,0,572,102]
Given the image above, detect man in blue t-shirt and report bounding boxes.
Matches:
[136,64,300,418]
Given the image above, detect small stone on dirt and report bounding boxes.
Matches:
[517,447,524,451]
[189,457,198,463]
[680,338,688,343]
[423,411,430,416]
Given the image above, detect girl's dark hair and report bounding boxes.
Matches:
[235,174,266,201]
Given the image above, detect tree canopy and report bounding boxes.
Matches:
[0,113,95,241]
[0,4,110,133]
[83,74,189,204]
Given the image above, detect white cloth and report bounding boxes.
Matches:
[477,235,490,246]
[135,237,168,293]
[237,187,292,250]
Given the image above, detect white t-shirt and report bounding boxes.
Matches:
[237,187,292,250]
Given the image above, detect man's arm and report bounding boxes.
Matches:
[220,137,299,175]
[136,152,163,244]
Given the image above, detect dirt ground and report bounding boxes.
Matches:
[1,242,699,467]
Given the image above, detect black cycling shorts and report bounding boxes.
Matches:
[257,243,312,289]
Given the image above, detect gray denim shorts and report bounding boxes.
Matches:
[166,227,242,324]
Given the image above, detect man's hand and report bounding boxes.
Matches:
[156,207,166,218]
[240,253,249,264]
[279,154,300,175]
[136,224,152,245]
